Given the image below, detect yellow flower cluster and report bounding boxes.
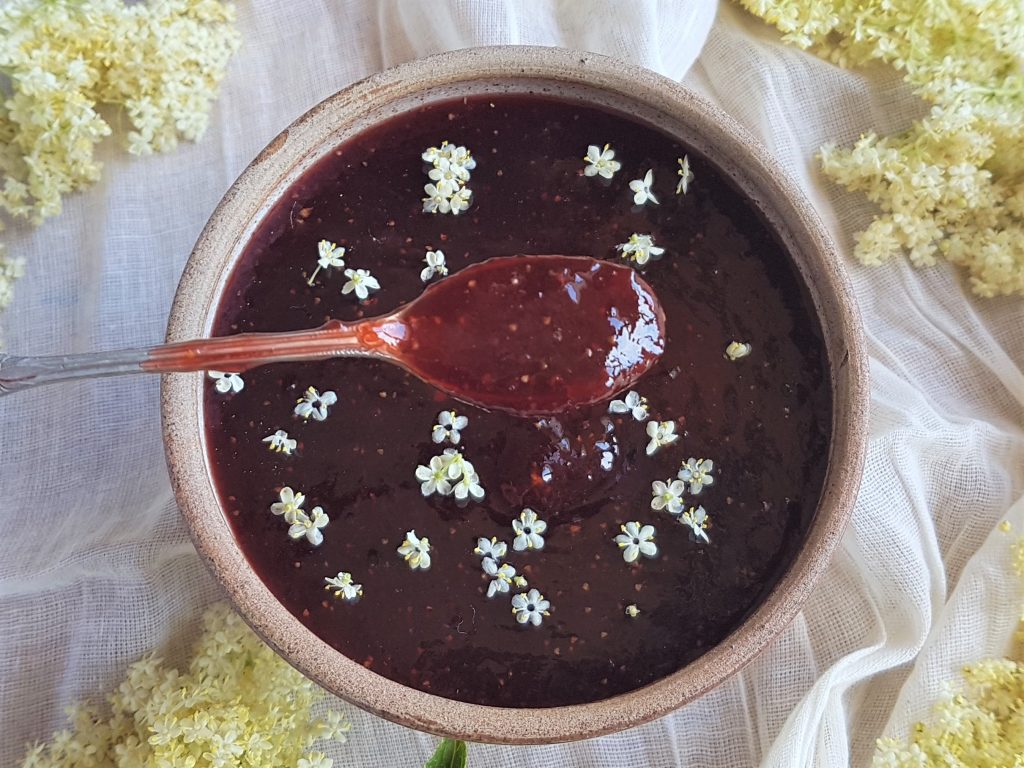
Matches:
[739,0,1024,298]
[0,0,241,225]
[872,529,1024,767]
[20,603,351,768]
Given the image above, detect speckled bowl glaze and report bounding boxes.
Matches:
[162,46,869,744]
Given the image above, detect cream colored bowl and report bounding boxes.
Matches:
[162,46,868,744]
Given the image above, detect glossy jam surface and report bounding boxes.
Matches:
[205,94,832,708]
[386,255,665,414]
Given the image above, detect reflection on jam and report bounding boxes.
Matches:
[385,255,665,414]
[204,94,832,709]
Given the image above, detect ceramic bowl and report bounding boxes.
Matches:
[163,46,868,744]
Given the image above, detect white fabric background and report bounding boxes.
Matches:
[2,2,1023,766]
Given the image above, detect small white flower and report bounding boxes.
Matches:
[614,521,658,563]
[454,470,486,502]
[307,239,346,286]
[629,169,659,206]
[448,186,472,214]
[398,529,431,570]
[421,249,449,283]
[324,571,363,602]
[431,409,469,444]
[678,458,715,494]
[442,448,470,480]
[445,144,477,172]
[415,455,453,497]
[294,386,337,421]
[651,479,686,515]
[511,588,551,627]
[583,143,621,179]
[271,486,305,522]
[422,183,451,214]
[262,429,297,455]
[428,157,468,193]
[482,558,517,598]
[208,370,243,393]
[725,341,752,360]
[474,536,507,561]
[512,574,528,588]
[625,604,640,618]
[616,233,665,266]
[681,505,710,543]
[676,155,694,195]
[608,390,649,421]
[646,420,679,455]
[512,508,547,551]
[288,506,329,546]
[341,268,380,300]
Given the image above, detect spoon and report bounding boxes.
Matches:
[0,255,666,415]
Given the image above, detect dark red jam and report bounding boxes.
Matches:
[204,94,832,708]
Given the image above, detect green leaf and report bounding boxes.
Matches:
[424,738,468,768]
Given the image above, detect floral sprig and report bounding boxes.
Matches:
[422,142,476,215]
[583,143,621,179]
[17,603,350,768]
[263,429,297,455]
[271,487,305,521]
[512,508,547,551]
[614,521,658,563]
[511,588,551,627]
[421,249,448,283]
[432,410,469,445]
[609,390,649,421]
[678,458,715,494]
[629,169,659,206]
[616,233,665,266]
[740,0,1024,297]
[324,571,362,602]
[397,529,431,570]
[208,370,244,394]
[307,240,345,286]
[295,386,337,421]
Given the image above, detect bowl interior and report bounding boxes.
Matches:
[162,46,867,744]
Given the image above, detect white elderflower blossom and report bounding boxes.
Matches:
[511,588,551,627]
[208,370,244,394]
[421,249,448,282]
[307,240,345,286]
[341,268,380,300]
[431,410,469,445]
[678,458,715,494]
[482,558,516,598]
[324,571,362,602]
[681,505,710,543]
[676,155,694,195]
[512,508,547,551]
[397,529,431,570]
[651,479,686,515]
[262,429,297,455]
[288,506,329,546]
[583,143,621,179]
[616,233,665,266]
[474,536,507,561]
[629,169,659,206]
[645,420,679,455]
[608,390,649,421]
[614,521,658,563]
[294,386,337,421]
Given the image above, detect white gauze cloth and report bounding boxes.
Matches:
[1,2,1023,766]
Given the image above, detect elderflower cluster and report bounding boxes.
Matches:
[20,603,350,768]
[421,142,476,215]
[871,527,1024,767]
[740,0,1024,298]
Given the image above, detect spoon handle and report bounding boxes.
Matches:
[0,320,387,396]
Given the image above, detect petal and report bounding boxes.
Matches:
[513,535,528,552]
[646,439,658,456]
[529,612,542,626]
[651,481,667,495]
[533,519,547,534]
[623,545,639,563]
[651,497,666,511]
[530,534,545,550]
[669,480,686,495]
[288,524,306,539]
[639,525,656,540]
[640,541,658,557]
[307,529,324,547]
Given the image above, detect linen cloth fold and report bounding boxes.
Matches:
[2,2,1022,766]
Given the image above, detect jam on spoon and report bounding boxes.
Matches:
[0,255,666,414]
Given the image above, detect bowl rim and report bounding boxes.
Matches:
[162,45,869,744]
